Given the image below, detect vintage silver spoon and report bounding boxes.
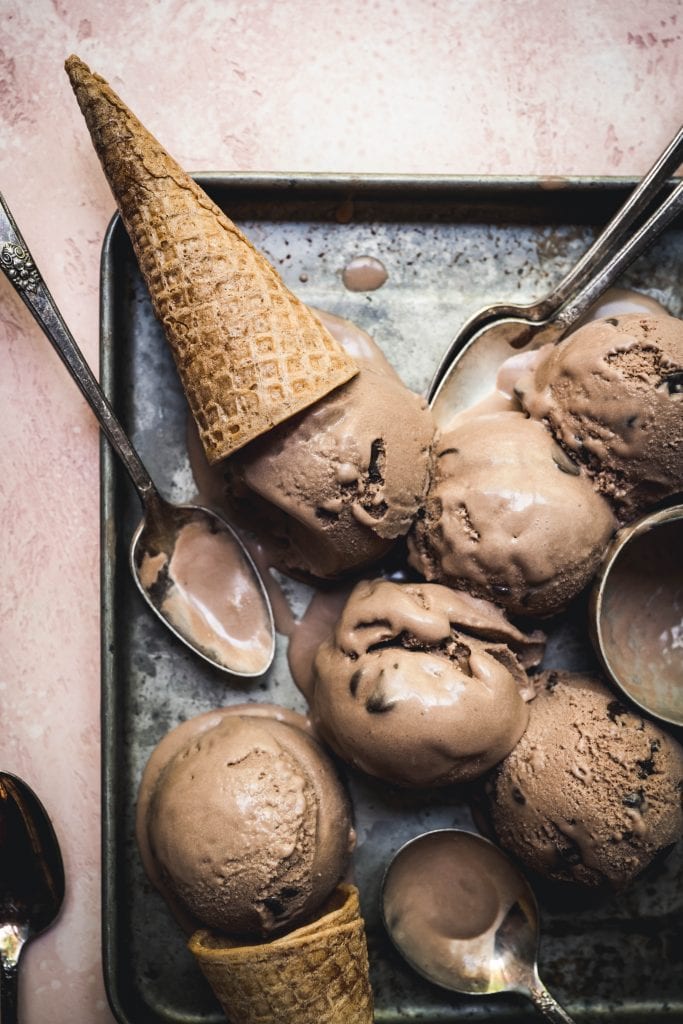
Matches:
[382,829,576,1023]
[0,193,275,677]
[0,772,65,1023]
[429,123,683,426]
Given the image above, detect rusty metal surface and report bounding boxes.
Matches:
[100,174,683,1024]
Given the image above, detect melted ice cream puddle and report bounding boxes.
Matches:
[342,256,388,292]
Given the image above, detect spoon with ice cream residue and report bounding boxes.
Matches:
[381,829,576,1023]
[0,772,65,1024]
[0,192,275,678]
[429,122,683,427]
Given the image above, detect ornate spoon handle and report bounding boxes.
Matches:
[0,190,155,502]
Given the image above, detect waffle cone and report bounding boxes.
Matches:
[187,885,374,1024]
[64,56,358,462]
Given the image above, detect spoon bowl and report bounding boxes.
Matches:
[0,192,275,678]
[0,772,65,1023]
[130,495,275,677]
[381,829,575,1023]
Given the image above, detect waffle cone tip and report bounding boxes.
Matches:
[64,53,89,81]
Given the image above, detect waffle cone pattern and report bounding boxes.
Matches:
[188,885,374,1024]
[65,56,358,463]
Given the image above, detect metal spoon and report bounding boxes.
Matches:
[0,193,275,677]
[0,772,65,1023]
[381,829,576,1023]
[429,123,683,426]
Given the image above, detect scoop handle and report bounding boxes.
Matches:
[528,976,577,1024]
[0,191,156,503]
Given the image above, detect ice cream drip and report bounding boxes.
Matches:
[342,256,388,292]
[287,585,354,701]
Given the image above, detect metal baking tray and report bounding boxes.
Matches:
[101,174,683,1024]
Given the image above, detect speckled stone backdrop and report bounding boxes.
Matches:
[0,1,681,1022]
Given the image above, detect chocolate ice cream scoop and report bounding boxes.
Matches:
[136,706,354,938]
[312,580,543,787]
[186,310,435,580]
[515,313,683,521]
[223,357,435,579]
[485,671,683,888]
[408,411,617,617]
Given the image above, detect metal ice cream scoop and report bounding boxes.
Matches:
[590,501,683,726]
[0,192,275,678]
[429,123,683,426]
[381,829,576,1024]
[0,772,65,1024]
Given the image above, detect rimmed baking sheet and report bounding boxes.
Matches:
[101,174,683,1023]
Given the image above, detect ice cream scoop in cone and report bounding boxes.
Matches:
[65,55,358,463]
[188,884,374,1024]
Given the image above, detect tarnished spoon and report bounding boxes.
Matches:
[382,829,576,1023]
[0,772,65,1023]
[0,192,275,677]
[429,123,683,426]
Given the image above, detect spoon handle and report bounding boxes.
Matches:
[0,965,18,1024]
[527,977,577,1024]
[555,176,683,330]
[533,121,683,321]
[0,939,24,1024]
[0,191,156,503]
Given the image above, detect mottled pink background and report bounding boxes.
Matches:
[0,1,680,1021]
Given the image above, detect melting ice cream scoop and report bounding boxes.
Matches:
[0,192,274,678]
[311,579,543,786]
[381,829,576,1023]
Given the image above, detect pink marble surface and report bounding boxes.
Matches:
[0,1,680,1021]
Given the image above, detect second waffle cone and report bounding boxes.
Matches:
[65,55,358,463]
[188,884,374,1024]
